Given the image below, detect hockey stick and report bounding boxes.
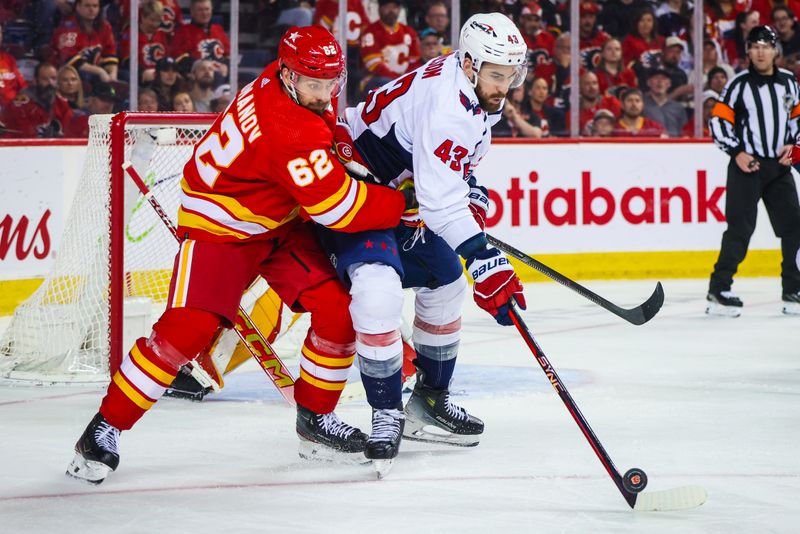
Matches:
[487,234,664,326]
[508,301,706,511]
[122,161,296,406]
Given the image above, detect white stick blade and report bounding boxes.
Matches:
[633,485,707,512]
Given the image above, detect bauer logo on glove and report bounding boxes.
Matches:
[466,246,527,326]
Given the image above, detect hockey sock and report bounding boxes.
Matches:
[360,368,403,409]
[356,331,403,409]
[296,330,356,414]
[413,341,459,390]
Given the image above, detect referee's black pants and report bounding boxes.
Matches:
[709,158,800,295]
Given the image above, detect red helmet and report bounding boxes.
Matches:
[278,26,345,80]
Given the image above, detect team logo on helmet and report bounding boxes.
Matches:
[470,21,497,37]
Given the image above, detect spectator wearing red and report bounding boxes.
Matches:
[313,0,369,48]
[622,8,665,67]
[409,27,444,71]
[568,70,621,133]
[519,2,555,69]
[578,0,611,69]
[121,0,184,37]
[599,0,651,38]
[721,10,760,68]
[534,32,571,109]
[705,0,748,42]
[751,0,800,24]
[493,85,542,138]
[595,38,637,98]
[51,0,118,82]
[1,62,73,138]
[682,89,718,137]
[520,76,566,136]
[120,0,171,84]
[171,0,231,78]
[613,87,667,137]
[56,65,84,110]
[64,80,117,138]
[588,108,615,137]
[360,0,420,94]
[0,25,26,107]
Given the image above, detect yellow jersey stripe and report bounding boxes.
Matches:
[181,179,286,229]
[177,207,252,240]
[304,176,352,216]
[301,345,355,368]
[131,343,177,386]
[299,368,346,391]
[112,372,155,410]
[328,181,368,230]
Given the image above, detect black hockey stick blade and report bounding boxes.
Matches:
[487,234,664,326]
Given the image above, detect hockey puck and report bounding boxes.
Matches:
[622,468,648,493]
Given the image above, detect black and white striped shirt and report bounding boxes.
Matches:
[710,67,800,158]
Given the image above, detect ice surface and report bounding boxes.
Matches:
[0,278,797,533]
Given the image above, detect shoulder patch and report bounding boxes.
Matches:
[459,91,482,115]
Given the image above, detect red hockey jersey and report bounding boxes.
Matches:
[119,28,170,68]
[524,30,556,69]
[178,62,405,243]
[313,0,369,47]
[0,90,73,138]
[360,21,420,78]
[0,51,26,106]
[51,17,118,68]
[170,22,230,64]
[121,0,184,36]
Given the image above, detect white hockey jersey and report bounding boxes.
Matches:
[344,51,501,254]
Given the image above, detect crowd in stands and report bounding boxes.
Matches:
[0,0,798,138]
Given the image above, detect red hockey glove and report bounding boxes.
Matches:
[466,246,526,326]
[334,117,373,179]
[467,183,489,230]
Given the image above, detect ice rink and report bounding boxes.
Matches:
[0,277,797,533]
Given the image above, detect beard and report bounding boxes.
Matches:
[197,77,214,90]
[37,84,56,103]
[475,83,506,113]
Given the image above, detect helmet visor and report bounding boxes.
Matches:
[293,69,348,100]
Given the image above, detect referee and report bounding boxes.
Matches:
[708,25,800,317]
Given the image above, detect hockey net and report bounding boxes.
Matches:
[0,113,308,384]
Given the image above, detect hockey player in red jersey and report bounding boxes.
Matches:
[66,26,416,484]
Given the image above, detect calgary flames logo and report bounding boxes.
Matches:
[198,39,225,62]
[143,43,166,68]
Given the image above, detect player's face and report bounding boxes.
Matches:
[748,42,777,73]
[475,64,518,112]
[292,74,340,115]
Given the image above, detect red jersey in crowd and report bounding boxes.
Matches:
[178,62,405,244]
[0,51,26,106]
[0,89,73,138]
[313,0,369,47]
[568,95,621,132]
[524,30,556,69]
[360,21,420,78]
[595,66,637,97]
[621,34,665,67]
[681,120,709,137]
[119,27,171,68]
[121,0,184,35]
[612,117,666,137]
[171,21,230,65]
[580,30,611,69]
[51,16,118,69]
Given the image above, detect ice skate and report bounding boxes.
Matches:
[163,366,212,401]
[365,407,405,479]
[403,377,483,447]
[296,405,369,464]
[65,413,121,485]
[783,291,800,315]
[705,290,743,317]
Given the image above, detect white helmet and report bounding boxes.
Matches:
[459,12,528,88]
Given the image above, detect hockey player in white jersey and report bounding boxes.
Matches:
[321,13,528,473]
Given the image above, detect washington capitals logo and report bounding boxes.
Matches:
[470,21,496,37]
[459,91,482,115]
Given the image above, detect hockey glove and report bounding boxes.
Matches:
[468,183,490,230]
[334,117,374,180]
[466,246,526,326]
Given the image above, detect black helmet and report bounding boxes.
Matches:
[747,25,777,48]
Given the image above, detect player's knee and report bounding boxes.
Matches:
[415,274,467,325]
[150,307,222,367]
[304,278,355,344]
[357,331,403,378]
[348,263,404,333]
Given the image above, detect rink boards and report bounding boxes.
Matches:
[0,139,793,314]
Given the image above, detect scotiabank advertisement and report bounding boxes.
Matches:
[480,141,784,253]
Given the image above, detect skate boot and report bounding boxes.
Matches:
[163,366,211,401]
[296,405,369,464]
[365,406,405,479]
[403,374,484,447]
[706,290,743,317]
[783,291,800,315]
[65,413,121,484]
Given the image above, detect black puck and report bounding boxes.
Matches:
[622,468,648,493]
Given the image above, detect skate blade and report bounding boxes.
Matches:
[402,425,480,447]
[705,303,742,317]
[65,453,112,485]
[298,439,371,465]
[373,459,394,479]
[783,302,800,315]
